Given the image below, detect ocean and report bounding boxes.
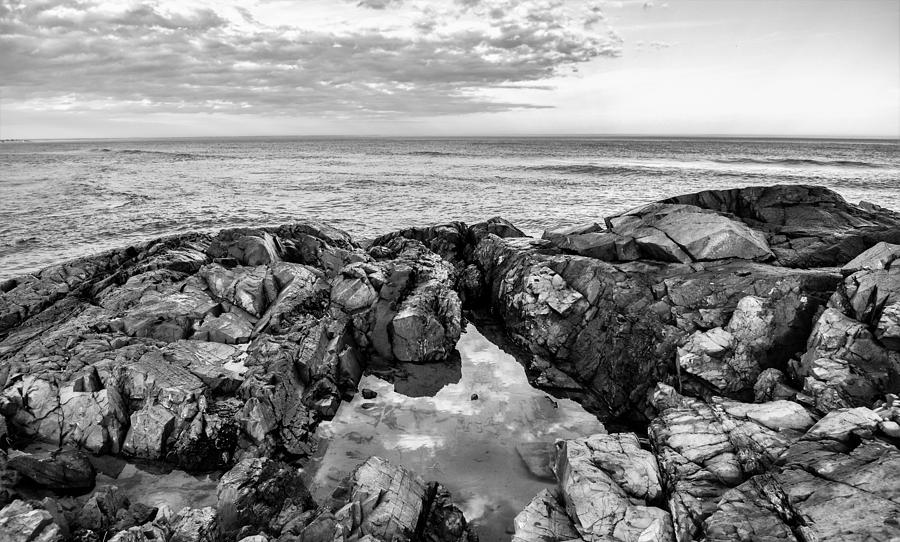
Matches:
[1,136,898,280]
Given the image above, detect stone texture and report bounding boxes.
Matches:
[0,500,63,542]
[6,449,95,490]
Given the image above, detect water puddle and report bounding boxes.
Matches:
[306,325,605,540]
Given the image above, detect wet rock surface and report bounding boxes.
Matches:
[1,184,898,541]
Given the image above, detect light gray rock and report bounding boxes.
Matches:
[0,500,62,542]
[512,489,582,542]
[554,433,674,542]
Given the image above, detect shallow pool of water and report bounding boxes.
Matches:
[306,325,606,540]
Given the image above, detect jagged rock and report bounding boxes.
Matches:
[554,433,674,541]
[114,287,221,342]
[795,307,898,411]
[647,384,812,541]
[474,232,836,419]
[312,457,475,542]
[207,231,282,267]
[841,241,900,275]
[6,449,95,490]
[334,456,426,539]
[169,507,217,542]
[606,203,773,263]
[512,489,581,542]
[803,406,882,441]
[200,264,272,318]
[663,184,900,267]
[122,404,176,459]
[162,341,245,394]
[753,368,798,403]
[107,524,169,542]
[678,291,819,399]
[78,485,129,532]
[216,458,313,538]
[342,238,462,364]
[194,313,253,345]
[0,500,62,542]
[419,483,478,542]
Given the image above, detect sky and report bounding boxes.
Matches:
[1,0,898,139]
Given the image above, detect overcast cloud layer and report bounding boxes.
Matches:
[0,0,622,118]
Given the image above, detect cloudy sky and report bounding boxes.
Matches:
[1,0,898,138]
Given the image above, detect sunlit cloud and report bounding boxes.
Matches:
[0,0,622,118]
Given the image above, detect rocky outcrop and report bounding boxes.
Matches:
[647,384,899,542]
[0,221,464,471]
[2,184,898,542]
[303,456,477,541]
[513,433,674,542]
[792,242,900,412]
[334,237,463,364]
[662,184,900,267]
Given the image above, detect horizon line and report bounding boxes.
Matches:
[4,133,899,143]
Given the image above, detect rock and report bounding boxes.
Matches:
[115,288,221,342]
[194,313,253,345]
[162,340,245,394]
[419,483,479,542]
[0,500,62,542]
[803,406,882,442]
[663,184,900,267]
[7,449,95,490]
[512,489,581,542]
[169,507,217,542]
[207,231,281,266]
[753,368,798,403]
[200,264,273,318]
[216,458,313,538]
[122,404,176,460]
[474,231,836,420]
[554,433,673,541]
[342,237,463,364]
[647,385,806,540]
[78,485,129,532]
[795,307,897,410]
[842,241,900,274]
[361,388,377,400]
[332,456,427,539]
[607,203,774,263]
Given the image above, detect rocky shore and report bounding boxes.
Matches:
[0,184,898,541]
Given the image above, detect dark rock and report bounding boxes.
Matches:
[361,388,377,400]
[662,184,900,267]
[216,458,314,539]
[7,449,95,490]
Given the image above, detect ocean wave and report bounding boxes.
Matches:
[525,164,650,175]
[407,151,460,157]
[714,157,885,168]
[92,148,223,160]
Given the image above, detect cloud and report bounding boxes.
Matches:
[0,0,621,118]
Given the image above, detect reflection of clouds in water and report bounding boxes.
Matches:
[460,494,492,522]
[109,464,219,511]
[394,434,446,451]
[310,326,606,538]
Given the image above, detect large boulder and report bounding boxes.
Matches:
[302,457,478,541]
[662,184,900,267]
[335,237,463,364]
[6,449,95,490]
[606,203,773,263]
[216,458,314,539]
[0,500,62,542]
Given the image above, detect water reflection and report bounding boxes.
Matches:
[307,325,605,540]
